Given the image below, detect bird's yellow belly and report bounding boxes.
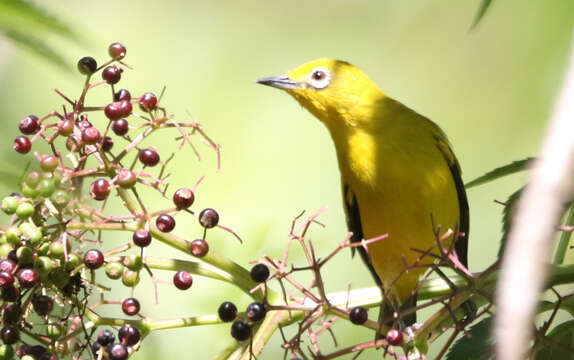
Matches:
[350,154,459,305]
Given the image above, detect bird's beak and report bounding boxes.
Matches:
[256,75,300,90]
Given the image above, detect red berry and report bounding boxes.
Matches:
[114,89,131,102]
[19,115,39,134]
[199,208,219,228]
[18,268,39,288]
[90,178,110,200]
[0,271,14,287]
[105,102,124,121]
[81,126,101,145]
[138,92,157,112]
[84,249,105,269]
[102,136,114,152]
[118,324,140,346]
[173,270,193,290]
[119,100,132,117]
[349,307,368,325]
[32,295,54,315]
[250,264,270,283]
[122,297,140,316]
[117,169,137,188]
[190,239,209,257]
[102,65,122,84]
[173,188,194,209]
[230,320,251,341]
[246,302,266,322]
[57,119,75,136]
[0,259,16,274]
[386,329,403,346]
[108,42,127,60]
[218,302,237,322]
[13,136,31,154]
[78,56,97,75]
[138,148,160,167]
[156,214,175,232]
[112,118,129,136]
[132,229,151,247]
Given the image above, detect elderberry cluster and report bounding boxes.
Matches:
[0,42,223,359]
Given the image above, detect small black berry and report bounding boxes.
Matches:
[246,302,266,322]
[250,264,270,283]
[109,343,128,360]
[102,65,122,84]
[32,295,54,315]
[132,229,151,247]
[97,329,115,346]
[118,324,140,346]
[77,56,97,75]
[112,118,129,136]
[121,297,140,316]
[349,307,368,325]
[138,148,160,166]
[230,320,251,341]
[199,208,219,228]
[1,325,19,345]
[218,301,237,322]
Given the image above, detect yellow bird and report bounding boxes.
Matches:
[257,59,469,329]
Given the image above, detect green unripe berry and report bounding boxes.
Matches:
[38,178,56,197]
[39,155,58,172]
[25,171,41,188]
[49,241,66,260]
[50,189,71,209]
[65,253,80,271]
[21,355,34,360]
[123,254,143,271]
[19,223,42,246]
[122,269,140,287]
[16,202,35,219]
[0,235,6,244]
[42,171,61,186]
[37,242,50,256]
[50,267,70,289]
[21,183,39,198]
[16,246,34,265]
[34,256,53,275]
[0,344,15,360]
[1,197,18,215]
[46,324,63,339]
[5,227,20,246]
[0,244,12,257]
[105,261,124,280]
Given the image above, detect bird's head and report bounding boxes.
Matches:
[257,58,383,128]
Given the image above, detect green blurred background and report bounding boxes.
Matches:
[0,0,573,358]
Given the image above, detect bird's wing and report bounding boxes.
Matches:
[434,134,470,267]
[343,184,382,286]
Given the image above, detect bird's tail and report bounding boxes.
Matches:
[376,293,417,340]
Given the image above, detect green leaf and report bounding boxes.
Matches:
[465,158,534,189]
[554,204,574,264]
[2,30,69,70]
[470,0,493,30]
[535,320,574,360]
[498,187,523,258]
[446,317,494,360]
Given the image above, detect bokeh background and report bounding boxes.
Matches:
[0,0,573,358]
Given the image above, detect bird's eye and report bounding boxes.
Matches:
[308,67,331,89]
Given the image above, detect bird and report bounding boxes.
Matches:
[257,59,469,331]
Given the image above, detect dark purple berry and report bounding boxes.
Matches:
[230,320,251,341]
[109,343,128,360]
[0,272,15,287]
[138,148,160,167]
[81,126,101,145]
[138,92,157,112]
[84,249,105,269]
[114,89,131,102]
[386,329,403,346]
[13,136,31,154]
[1,325,19,344]
[1,285,19,302]
[156,214,175,232]
[0,259,16,274]
[246,302,266,322]
[32,295,54,315]
[102,65,122,84]
[218,301,237,322]
[132,229,151,247]
[173,188,194,209]
[112,118,129,136]
[91,341,105,357]
[19,115,39,134]
[102,136,114,152]
[119,100,132,117]
[105,102,124,121]
[349,307,368,325]
[2,304,22,323]
[18,268,39,288]
[121,297,140,316]
[77,56,97,75]
[109,42,127,60]
[199,208,219,228]
[97,329,115,346]
[173,270,193,290]
[90,178,110,201]
[190,239,209,258]
[250,264,270,283]
[118,324,140,346]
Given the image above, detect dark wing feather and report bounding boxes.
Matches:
[343,184,382,286]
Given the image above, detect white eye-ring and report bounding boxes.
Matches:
[308,67,331,89]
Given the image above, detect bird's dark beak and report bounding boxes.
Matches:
[256,75,300,90]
